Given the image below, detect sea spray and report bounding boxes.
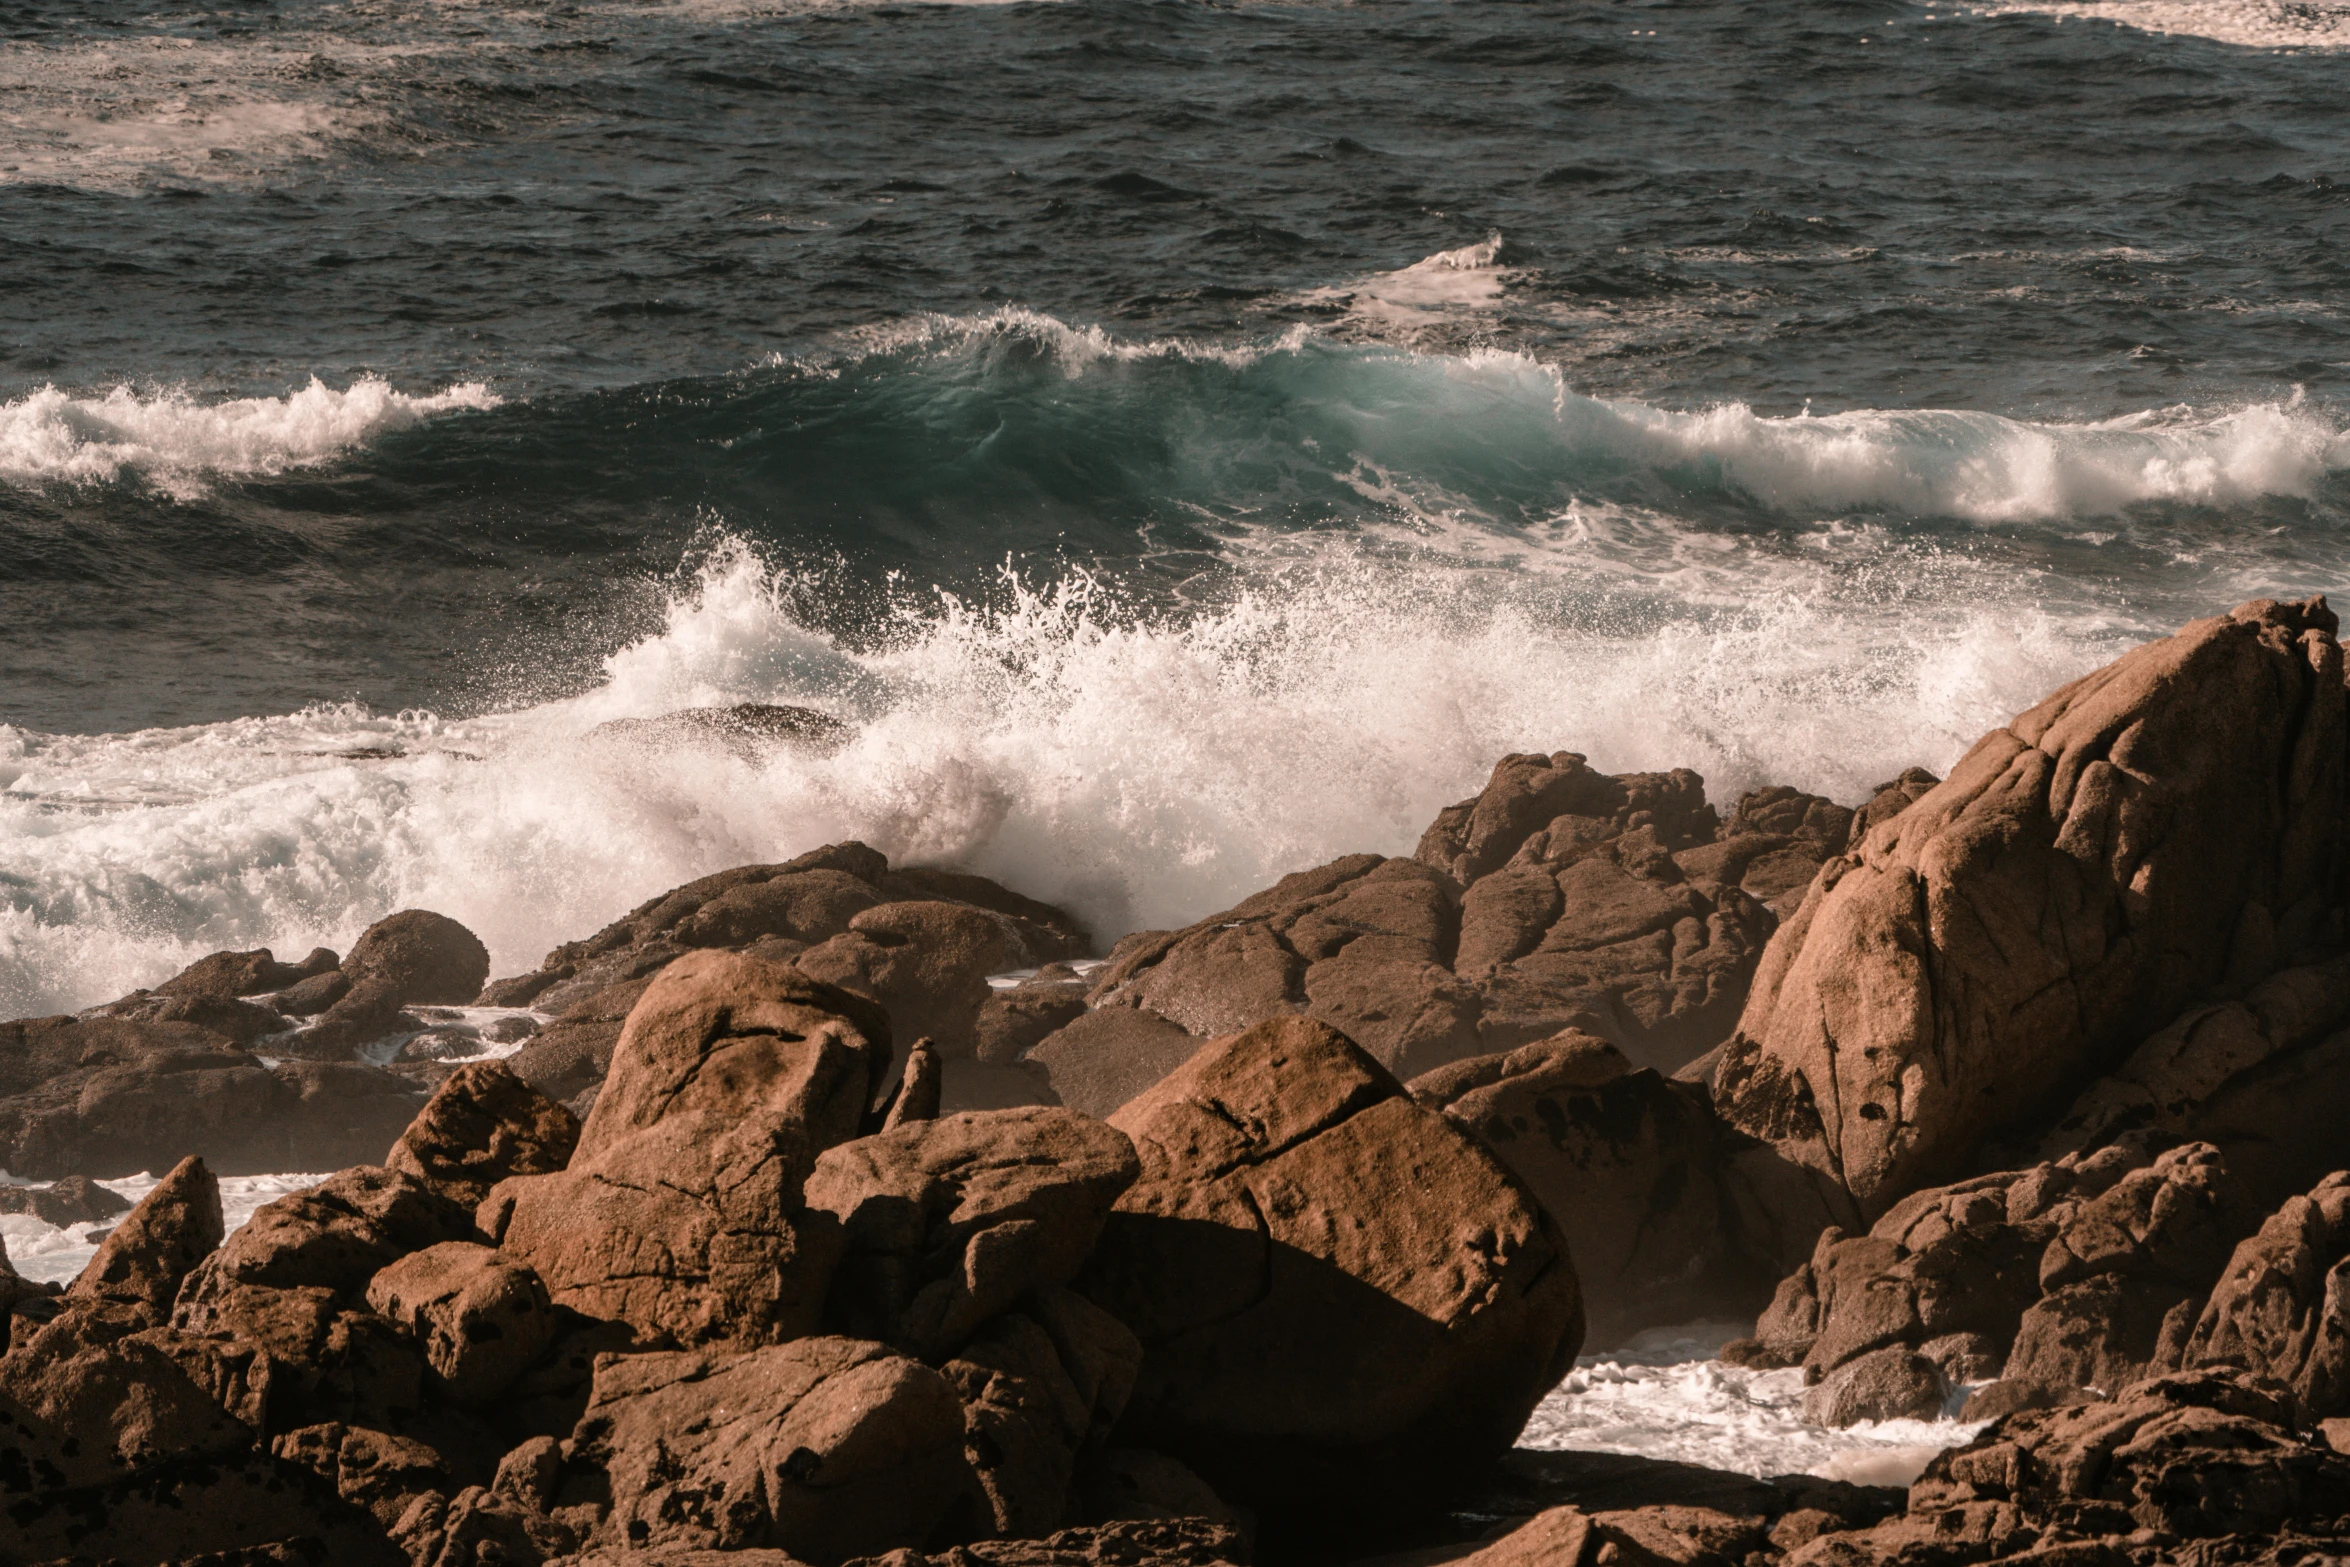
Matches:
[0,532,2109,1019]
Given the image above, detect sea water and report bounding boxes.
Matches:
[6,0,2347,1483]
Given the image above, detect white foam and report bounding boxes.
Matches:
[1,1170,328,1287]
[0,528,2113,1018]
[1975,0,2350,50]
[0,378,501,498]
[1308,234,1517,323]
[1518,1324,1987,1485]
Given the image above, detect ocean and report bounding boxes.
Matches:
[4,0,2349,1475]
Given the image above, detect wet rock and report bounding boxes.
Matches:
[63,1154,221,1325]
[385,1058,580,1212]
[0,1014,427,1178]
[291,978,416,1056]
[1801,1344,1947,1427]
[274,967,353,1017]
[976,975,1090,1066]
[344,909,494,1007]
[587,701,851,760]
[573,1334,968,1563]
[0,1170,133,1227]
[1717,597,2350,1222]
[1076,1015,1584,1522]
[797,898,1013,1060]
[478,842,1085,1027]
[806,1105,1139,1359]
[2179,1169,2350,1418]
[1027,1004,1202,1119]
[1408,1029,1766,1346]
[103,989,292,1046]
[507,977,651,1103]
[156,944,338,1001]
[491,950,887,1349]
[366,1241,559,1408]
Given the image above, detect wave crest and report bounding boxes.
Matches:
[0,376,500,498]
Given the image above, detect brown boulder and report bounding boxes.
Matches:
[574,1335,968,1563]
[1409,1030,1765,1346]
[366,1241,559,1408]
[806,1105,1139,1358]
[64,1154,222,1325]
[477,843,1085,1026]
[1026,1004,1202,1119]
[975,974,1091,1066]
[344,908,493,1006]
[1717,597,2350,1221]
[945,1298,1144,1538]
[0,1014,427,1179]
[170,1164,472,1431]
[1913,1370,2350,1541]
[1801,1344,1946,1426]
[1075,1015,1584,1521]
[507,976,652,1108]
[489,951,886,1349]
[386,1058,580,1211]
[797,898,1012,1060]
[2180,1170,2350,1418]
[0,1171,132,1228]
[155,944,337,1000]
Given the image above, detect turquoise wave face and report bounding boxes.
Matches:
[5,313,2349,731]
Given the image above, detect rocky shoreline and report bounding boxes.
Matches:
[8,596,2350,1565]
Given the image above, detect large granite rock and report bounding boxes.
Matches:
[63,1154,222,1326]
[798,899,1014,1060]
[488,950,888,1349]
[805,1105,1140,1358]
[1409,1030,1768,1346]
[571,1335,969,1564]
[1730,1137,2269,1425]
[171,1164,474,1433]
[1718,597,2350,1223]
[1067,761,1856,1098]
[1075,1015,1585,1521]
[385,1058,580,1211]
[2178,1169,2350,1419]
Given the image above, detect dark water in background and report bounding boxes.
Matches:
[5,0,2350,1013]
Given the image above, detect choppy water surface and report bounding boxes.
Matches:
[5,0,2350,1015]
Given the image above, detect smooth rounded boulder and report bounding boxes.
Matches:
[1075,1015,1585,1521]
[343,909,492,1007]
